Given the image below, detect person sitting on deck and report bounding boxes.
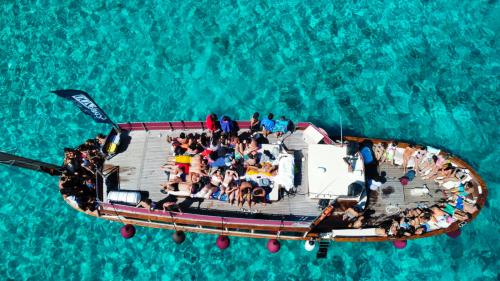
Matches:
[373,142,388,162]
[273,116,291,137]
[206,113,219,133]
[238,181,253,207]
[261,113,275,137]
[176,132,189,147]
[249,112,260,133]
[219,169,239,200]
[95,133,107,148]
[243,138,259,157]
[251,186,267,207]
[230,136,246,161]
[219,115,234,135]
[226,182,240,205]
[381,142,397,165]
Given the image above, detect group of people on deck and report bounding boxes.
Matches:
[148,113,293,212]
[342,140,481,237]
[58,134,106,215]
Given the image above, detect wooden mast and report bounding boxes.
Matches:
[0,151,62,176]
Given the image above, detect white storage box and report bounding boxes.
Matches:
[107,190,142,205]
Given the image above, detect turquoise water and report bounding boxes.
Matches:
[0,0,499,280]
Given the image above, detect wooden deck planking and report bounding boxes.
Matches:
[105,129,321,217]
[366,162,446,224]
[105,128,446,221]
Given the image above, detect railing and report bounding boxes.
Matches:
[100,202,311,232]
[117,121,337,144]
[119,121,312,131]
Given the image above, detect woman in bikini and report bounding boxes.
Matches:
[189,155,207,180]
[402,145,417,174]
[243,138,259,156]
[194,169,223,199]
[422,154,446,180]
[411,147,427,174]
[382,142,397,165]
[218,169,238,200]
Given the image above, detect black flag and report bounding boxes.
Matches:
[52,89,114,124]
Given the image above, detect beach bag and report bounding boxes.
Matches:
[399,177,409,186]
[405,170,416,181]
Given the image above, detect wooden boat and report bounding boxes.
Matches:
[0,91,488,257]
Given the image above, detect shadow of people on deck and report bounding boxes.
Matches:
[117,130,132,154]
[178,197,204,210]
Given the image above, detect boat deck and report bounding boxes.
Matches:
[103,126,447,224]
[364,163,445,225]
[104,129,322,219]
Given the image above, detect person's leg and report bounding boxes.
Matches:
[218,186,226,200]
[246,191,252,208]
[205,186,216,199]
[402,155,409,173]
[413,157,420,173]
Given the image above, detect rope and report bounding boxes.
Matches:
[169,211,177,231]
[109,202,125,224]
[277,217,284,239]
[385,205,401,215]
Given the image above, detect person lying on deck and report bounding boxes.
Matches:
[162,195,182,213]
[189,155,208,178]
[192,169,223,199]
[441,181,476,199]
[160,165,186,183]
[421,155,447,180]
[435,169,468,189]
[136,199,154,211]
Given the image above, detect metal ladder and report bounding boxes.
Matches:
[316,240,330,259]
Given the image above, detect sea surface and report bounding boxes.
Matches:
[0,1,498,280]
